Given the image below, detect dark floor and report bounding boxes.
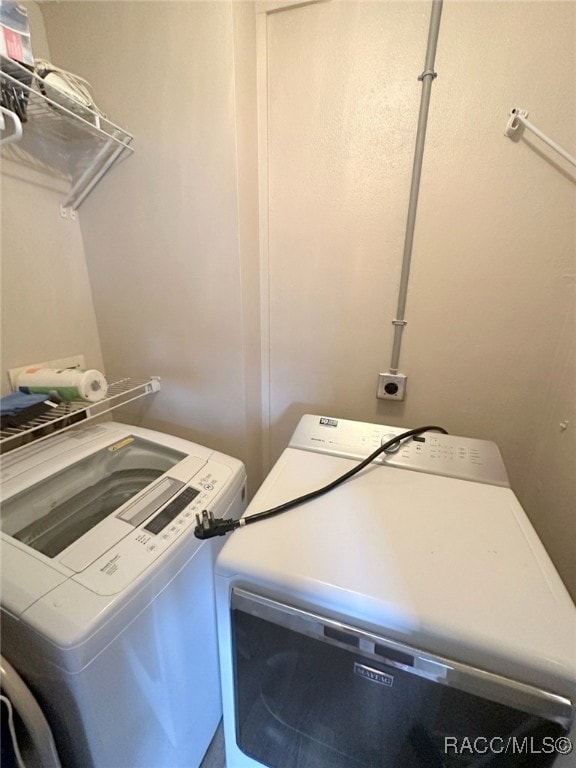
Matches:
[200,721,226,768]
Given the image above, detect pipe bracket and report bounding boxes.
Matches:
[418,69,437,81]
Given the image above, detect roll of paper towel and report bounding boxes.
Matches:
[17,367,108,402]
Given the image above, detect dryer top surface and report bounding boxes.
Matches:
[217,441,576,695]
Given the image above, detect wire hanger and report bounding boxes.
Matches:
[0,106,23,146]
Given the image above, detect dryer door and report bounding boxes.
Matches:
[231,589,573,768]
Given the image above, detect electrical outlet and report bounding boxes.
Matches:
[377,373,407,401]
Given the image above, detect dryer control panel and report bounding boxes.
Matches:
[289,415,510,487]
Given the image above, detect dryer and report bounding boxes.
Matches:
[1,422,246,768]
[215,414,576,768]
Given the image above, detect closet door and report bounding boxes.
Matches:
[260,1,429,464]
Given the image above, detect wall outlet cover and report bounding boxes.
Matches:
[377,373,407,401]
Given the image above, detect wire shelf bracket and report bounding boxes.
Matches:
[505,108,576,169]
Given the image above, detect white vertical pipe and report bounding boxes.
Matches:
[389,0,443,375]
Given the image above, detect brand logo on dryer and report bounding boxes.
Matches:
[319,417,338,427]
[353,662,394,687]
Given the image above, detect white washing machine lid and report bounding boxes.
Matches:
[217,443,576,698]
[1,423,244,614]
[1,432,188,560]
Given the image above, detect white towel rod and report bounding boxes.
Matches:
[505,108,576,168]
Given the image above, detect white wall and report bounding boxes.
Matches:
[260,0,575,595]
[0,2,104,393]
[40,1,263,491]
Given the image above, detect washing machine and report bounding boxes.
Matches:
[215,414,576,767]
[1,421,247,768]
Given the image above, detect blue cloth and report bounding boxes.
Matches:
[0,391,54,430]
[0,391,49,416]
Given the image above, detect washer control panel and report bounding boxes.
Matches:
[73,460,234,595]
[289,415,509,487]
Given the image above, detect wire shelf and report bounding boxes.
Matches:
[0,377,160,455]
[1,55,133,209]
